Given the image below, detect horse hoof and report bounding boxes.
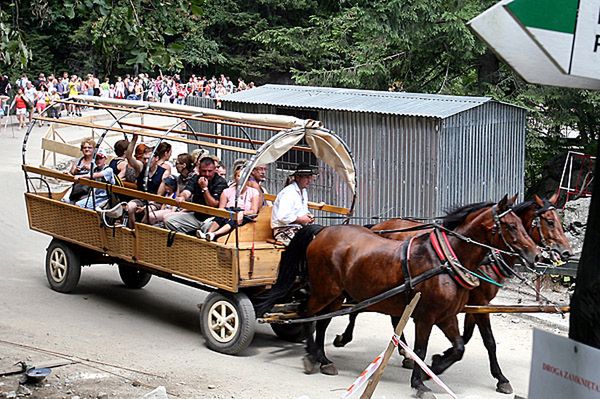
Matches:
[402,358,415,369]
[303,355,318,374]
[416,389,437,399]
[333,334,347,347]
[496,382,513,394]
[320,363,338,376]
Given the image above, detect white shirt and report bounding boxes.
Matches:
[271,182,308,229]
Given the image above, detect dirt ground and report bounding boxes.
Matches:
[0,112,573,399]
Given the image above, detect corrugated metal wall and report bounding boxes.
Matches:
[438,102,526,212]
[188,96,526,221]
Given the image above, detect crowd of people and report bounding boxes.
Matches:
[66,136,317,245]
[0,71,255,129]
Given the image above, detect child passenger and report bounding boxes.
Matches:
[197,163,260,242]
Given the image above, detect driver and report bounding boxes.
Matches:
[271,162,317,246]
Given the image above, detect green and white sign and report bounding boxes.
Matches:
[507,0,600,79]
[469,0,600,88]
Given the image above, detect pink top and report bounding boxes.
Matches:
[223,185,260,211]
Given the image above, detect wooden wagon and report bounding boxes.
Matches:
[22,96,357,354]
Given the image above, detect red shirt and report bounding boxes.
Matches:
[15,96,27,109]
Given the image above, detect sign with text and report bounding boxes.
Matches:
[506,0,600,80]
[469,0,600,89]
[529,329,600,398]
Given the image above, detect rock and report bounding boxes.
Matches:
[131,380,141,387]
[511,318,520,324]
[141,386,168,399]
[16,385,31,396]
[4,392,16,399]
[71,396,80,399]
[97,393,108,399]
[207,384,216,389]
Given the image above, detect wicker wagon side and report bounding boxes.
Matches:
[135,224,238,291]
[25,193,104,252]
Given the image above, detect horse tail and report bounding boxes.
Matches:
[282,224,324,279]
[252,224,323,317]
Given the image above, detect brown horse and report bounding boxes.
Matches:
[333,193,572,394]
[284,195,541,397]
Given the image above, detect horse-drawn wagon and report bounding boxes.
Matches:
[22,96,357,354]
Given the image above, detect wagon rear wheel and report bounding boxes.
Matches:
[45,239,81,293]
[118,264,152,289]
[200,291,256,355]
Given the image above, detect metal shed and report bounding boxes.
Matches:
[187,84,527,220]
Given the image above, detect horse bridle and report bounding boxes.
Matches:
[530,204,556,250]
[491,205,518,254]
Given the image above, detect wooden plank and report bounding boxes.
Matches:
[41,138,81,158]
[56,100,283,131]
[238,247,282,281]
[33,116,256,155]
[120,121,312,152]
[462,305,570,314]
[23,165,231,218]
[263,193,350,215]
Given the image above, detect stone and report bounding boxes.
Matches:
[207,385,216,390]
[97,393,108,399]
[141,386,168,399]
[4,392,16,399]
[71,396,81,399]
[16,385,31,396]
[131,380,141,387]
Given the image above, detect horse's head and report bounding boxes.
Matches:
[484,194,541,266]
[531,193,573,261]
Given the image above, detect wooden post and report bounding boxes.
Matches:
[360,293,421,399]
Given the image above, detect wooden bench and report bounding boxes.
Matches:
[216,205,274,244]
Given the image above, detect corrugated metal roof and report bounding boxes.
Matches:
[221,84,498,118]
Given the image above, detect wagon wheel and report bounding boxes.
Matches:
[200,291,256,355]
[118,264,152,289]
[45,239,81,293]
[271,322,315,343]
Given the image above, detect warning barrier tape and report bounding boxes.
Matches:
[342,334,458,399]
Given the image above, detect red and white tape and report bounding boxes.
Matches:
[341,350,385,399]
[341,334,458,399]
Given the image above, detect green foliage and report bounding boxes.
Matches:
[3,0,599,192]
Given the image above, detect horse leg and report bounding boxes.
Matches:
[390,316,415,369]
[333,312,358,347]
[303,320,320,374]
[315,318,338,375]
[430,317,465,376]
[475,313,513,394]
[463,313,477,345]
[411,320,436,399]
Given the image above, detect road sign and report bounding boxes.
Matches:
[506,0,600,80]
[529,329,600,398]
[469,0,600,88]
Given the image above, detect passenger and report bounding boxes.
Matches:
[197,163,260,242]
[147,176,179,226]
[124,134,168,227]
[215,160,227,178]
[67,138,96,203]
[155,142,173,176]
[73,149,115,209]
[271,162,317,246]
[108,139,137,183]
[173,153,196,193]
[164,156,228,234]
[246,163,270,207]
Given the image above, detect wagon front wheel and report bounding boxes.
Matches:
[45,239,81,293]
[200,291,256,355]
[118,264,151,289]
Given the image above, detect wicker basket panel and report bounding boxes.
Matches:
[26,194,103,250]
[136,224,237,291]
[102,227,135,259]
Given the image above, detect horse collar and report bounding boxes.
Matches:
[429,229,480,289]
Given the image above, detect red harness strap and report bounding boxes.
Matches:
[429,230,479,290]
